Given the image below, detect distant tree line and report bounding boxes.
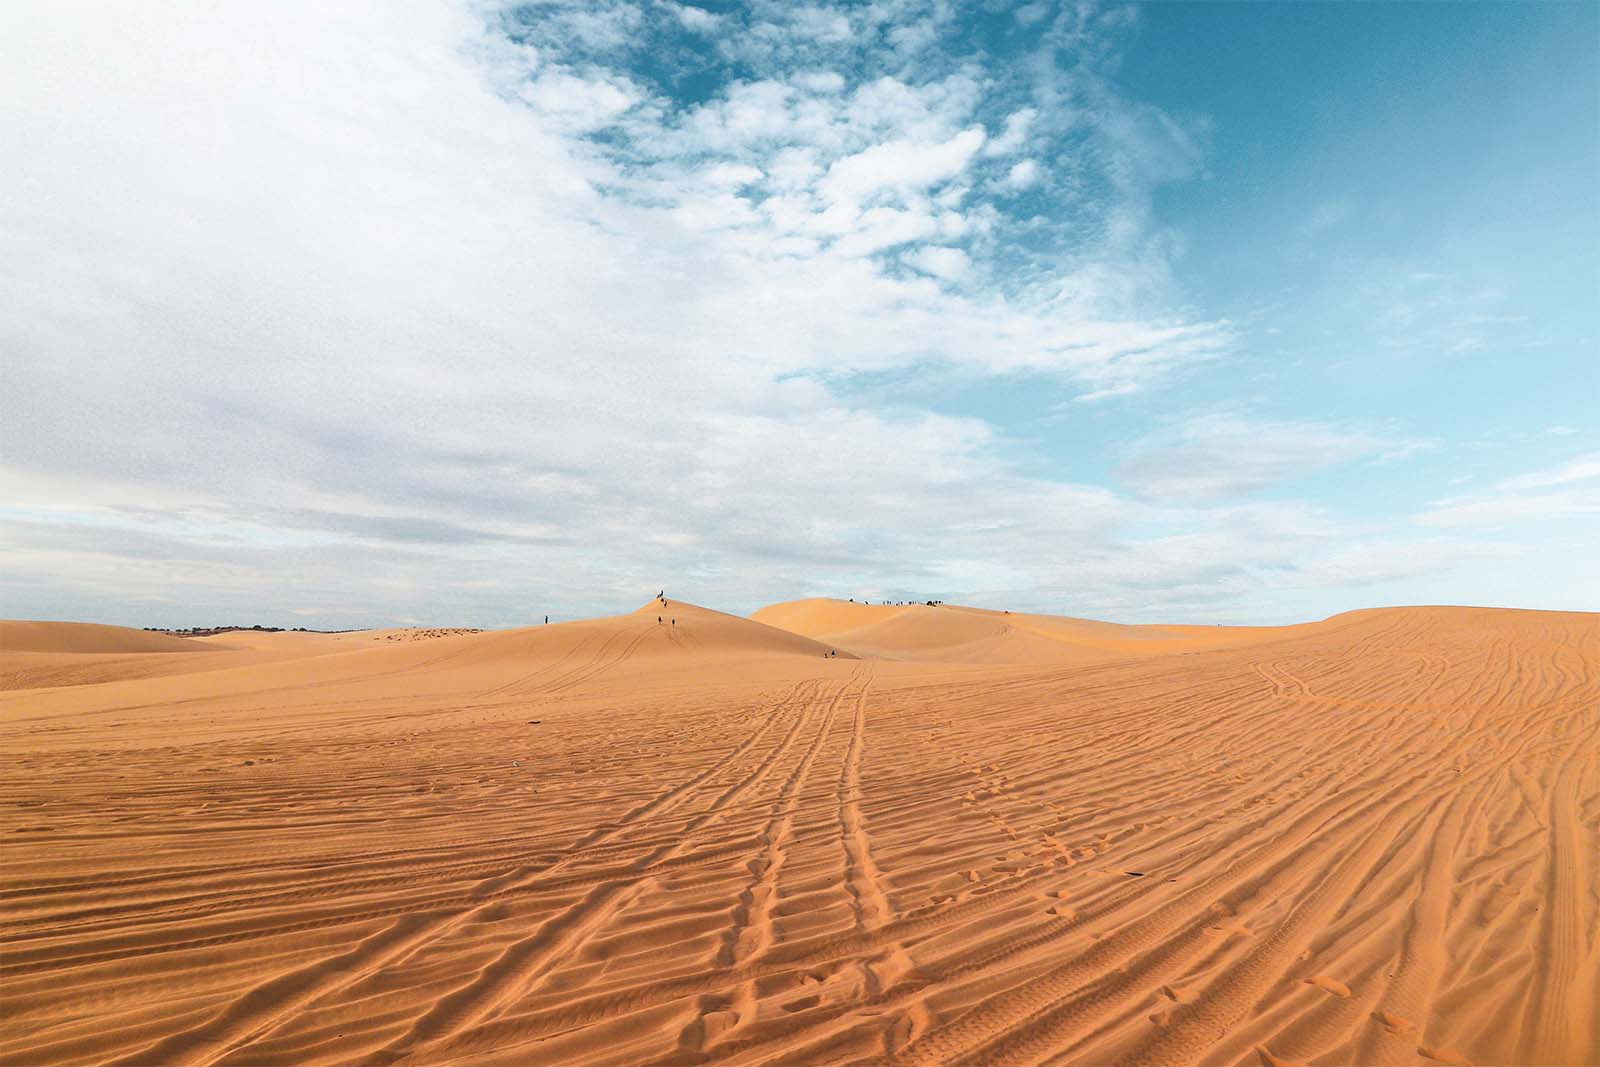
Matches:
[143,625,317,636]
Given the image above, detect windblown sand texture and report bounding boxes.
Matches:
[2,600,1596,1066]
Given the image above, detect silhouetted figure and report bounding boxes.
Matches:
[544,615,548,624]
[671,618,675,626]
[657,616,662,624]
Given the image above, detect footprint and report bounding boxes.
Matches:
[1418,1046,1472,1066]
[700,1017,736,1049]
[888,1002,931,1053]
[783,993,821,1014]
[1303,974,1352,998]
[679,1009,739,1050]
[1373,1010,1415,1036]
[1159,984,1195,1003]
[1046,904,1077,919]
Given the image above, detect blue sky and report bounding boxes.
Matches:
[1,0,1595,628]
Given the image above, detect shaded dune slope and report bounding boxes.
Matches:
[1,604,1596,1067]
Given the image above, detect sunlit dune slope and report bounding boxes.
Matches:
[1,602,1595,1067]
[753,597,1304,664]
[1,600,848,730]
[1,628,457,692]
[750,597,914,637]
[1,622,236,689]
[414,599,853,672]
[0,620,216,654]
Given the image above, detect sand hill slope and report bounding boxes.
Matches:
[1,602,1596,1066]
[0,628,442,692]
[408,599,852,675]
[1,600,848,728]
[0,620,215,654]
[753,597,1295,664]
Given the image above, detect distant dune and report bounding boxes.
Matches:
[1,599,1595,1066]
[0,620,222,654]
[753,597,1302,664]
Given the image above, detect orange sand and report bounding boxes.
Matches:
[1,599,1596,1065]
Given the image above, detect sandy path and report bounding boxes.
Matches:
[1,604,1595,1065]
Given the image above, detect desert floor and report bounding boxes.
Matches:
[1,599,1596,1066]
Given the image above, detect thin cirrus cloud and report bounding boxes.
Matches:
[1417,454,1600,529]
[1115,416,1400,502]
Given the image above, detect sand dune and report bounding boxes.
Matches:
[1,601,1596,1066]
[0,627,474,693]
[752,598,1296,664]
[0,620,217,655]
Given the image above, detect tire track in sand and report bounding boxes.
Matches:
[110,680,818,1067]
[368,675,847,1065]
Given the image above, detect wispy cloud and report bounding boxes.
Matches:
[1495,452,1600,491]
[1301,199,1352,236]
[1417,452,1600,528]
[1115,414,1408,502]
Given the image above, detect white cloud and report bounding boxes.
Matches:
[0,0,1365,628]
[673,4,719,33]
[1416,489,1600,528]
[832,206,940,256]
[1117,415,1402,501]
[819,127,986,205]
[787,7,852,43]
[518,70,638,130]
[1004,159,1042,189]
[1495,451,1600,491]
[909,245,971,281]
[984,107,1037,156]
[794,70,845,93]
[1414,453,1600,529]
